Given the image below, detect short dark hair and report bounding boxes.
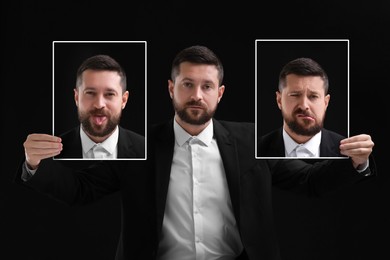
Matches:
[76,54,127,92]
[171,45,224,86]
[278,57,329,94]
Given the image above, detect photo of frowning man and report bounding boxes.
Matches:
[256,40,349,159]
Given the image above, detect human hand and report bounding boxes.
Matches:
[23,134,62,170]
[340,134,374,169]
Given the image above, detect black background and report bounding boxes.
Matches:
[2,1,388,260]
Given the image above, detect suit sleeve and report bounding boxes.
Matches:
[14,158,121,206]
[268,157,376,197]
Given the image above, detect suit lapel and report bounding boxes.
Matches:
[154,120,175,233]
[68,126,83,158]
[213,119,241,226]
[275,128,286,156]
[320,128,343,157]
[117,127,136,158]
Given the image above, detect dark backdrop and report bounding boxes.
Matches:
[2,1,388,260]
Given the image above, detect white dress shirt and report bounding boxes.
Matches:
[283,128,321,157]
[157,119,243,260]
[80,125,118,159]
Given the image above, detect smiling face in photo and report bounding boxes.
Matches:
[75,69,128,142]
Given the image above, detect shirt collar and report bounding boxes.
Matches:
[173,119,214,147]
[80,125,119,155]
[283,128,322,157]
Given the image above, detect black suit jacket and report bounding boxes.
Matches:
[15,119,376,260]
[259,127,346,157]
[55,125,145,159]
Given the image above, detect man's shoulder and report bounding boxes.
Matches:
[117,126,146,158]
[118,126,145,146]
[58,126,80,141]
[148,118,255,138]
[260,128,282,142]
[216,119,254,129]
[214,119,255,137]
[149,119,172,135]
[321,128,346,141]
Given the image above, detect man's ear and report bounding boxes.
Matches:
[276,91,282,110]
[324,94,330,109]
[168,80,174,99]
[74,88,79,107]
[217,85,225,103]
[121,90,130,109]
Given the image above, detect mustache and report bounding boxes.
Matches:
[185,100,206,108]
[89,108,109,116]
[294,108,314,117]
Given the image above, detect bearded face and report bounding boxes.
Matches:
[277,74,329,137]
[74,70,128,140]
[169,63,224,127]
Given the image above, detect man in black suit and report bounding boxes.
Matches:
[17,46,375,260]
[259,57,346,158]
[56,54,145,159]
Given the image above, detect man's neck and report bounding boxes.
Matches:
[174,115,211,136]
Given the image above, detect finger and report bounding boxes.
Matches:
[34,150,62,159]
[340,147,372,157]
[26,146,63,156]
[24,134,63,150]
[24,140,63,150]
[340,140,374,152]
[27,152,62,164]
[27,134,62,143]
[340,134,371,144]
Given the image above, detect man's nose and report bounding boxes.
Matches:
[191,86,203,101]
[298,96,310,110]
[94,94,106,109]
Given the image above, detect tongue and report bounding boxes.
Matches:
[93,116,106,125]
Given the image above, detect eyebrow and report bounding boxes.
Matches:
[181,77,215,85]
[288,88,321,94]
[181,77,194,82]
[83,87,119,93]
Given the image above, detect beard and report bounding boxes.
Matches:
[173,99,216,125]
[283,108,324,136]
[78,108,121,137]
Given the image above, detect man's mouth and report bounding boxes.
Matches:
[92,115,107,125]
[188,105,204,109]
[296,113,315,121]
